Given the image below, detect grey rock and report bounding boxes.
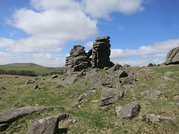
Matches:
[107,64,122,73]
[140,90,163,98]
[28,113,69,134]
[26,80,35,84]
[165,47,179,65]
[33,84,39,89]
[78,90,96,102]
[51,74,58,79]
[116,103,140,119]
[145,114,176,123]
[173,95,179,100]
[0,106,47,124]
[100,87,124,107]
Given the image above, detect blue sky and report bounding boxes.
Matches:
[0,0,179,66]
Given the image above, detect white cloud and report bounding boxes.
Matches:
[0,0,150,67]
[83,0,144,18]
[111,38,179,66]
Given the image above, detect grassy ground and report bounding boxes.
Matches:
[0,63,63,75]
[0,65,178,134]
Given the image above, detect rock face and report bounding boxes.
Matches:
[0,106,47,131]
[65,45,90,72]
[116,103,140,119]
[28,113,69,134]
[165,47,179,65]
[91,36,113,68]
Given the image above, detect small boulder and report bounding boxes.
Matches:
[145,114,176,123]
[107,64,122,73]
[51,74,58,79]
[28,113,69,134]
[140,90,163,98]
[100,87,124,107]
[165,47,179,65]
[33,84,39,89]
[116,103,140,119]
[173,94,179,100]
[26,80,35,84]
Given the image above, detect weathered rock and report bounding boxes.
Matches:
[26,80,35,84]
[33,84,39,89]
[116,103,140,119]
[147,63,154,67]
[100,87,124,107]
[0,123,10,131]
[165,47,179,65]
[173,94,179,100]
[91,36,112,68]
[140,90,163,98]
[107,64,122,73]
[51,74,58,79]
[57,74,78,86]
[145,114,176,123]
[0,106,47,124]
[28,113,69,134]
[65,45,90,72]
[78,90,96,102]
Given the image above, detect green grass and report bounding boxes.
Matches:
[0,63,63,75]
[0,64,179,134]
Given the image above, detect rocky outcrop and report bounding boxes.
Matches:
[0,106,47,131]
[28,113,69,134]
[91,36,113,68]
[65,36,114,73]
[65,45,90,72]
[116,103,140,119]
[165,47,179,65]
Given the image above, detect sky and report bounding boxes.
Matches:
[0,0,179,67]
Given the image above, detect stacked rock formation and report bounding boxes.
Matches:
[91,36,112,68]
[165,47,179,65]
[65,45,89,71]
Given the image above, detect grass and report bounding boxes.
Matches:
[0,63,63,75]
[0,64,179,134]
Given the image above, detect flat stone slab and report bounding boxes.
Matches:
[145,114,176,123]
[0,106,47,124]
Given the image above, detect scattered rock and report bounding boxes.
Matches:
[100,87,124,107]
[107,64,122,73]
[28,113,69,134]
[0,106,47,131]
[51,74,58,79]
[116,103,140,119]
[140,90,163,98]
[123,64,131,68]
[173,94,179,100]
[78,90,96,102]
[26,80,35,84]
[147,63,155,67]
[165,47,179,65]
[33,84,39,89]
[145,114,176,123]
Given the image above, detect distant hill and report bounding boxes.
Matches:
[0,63,63,76]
